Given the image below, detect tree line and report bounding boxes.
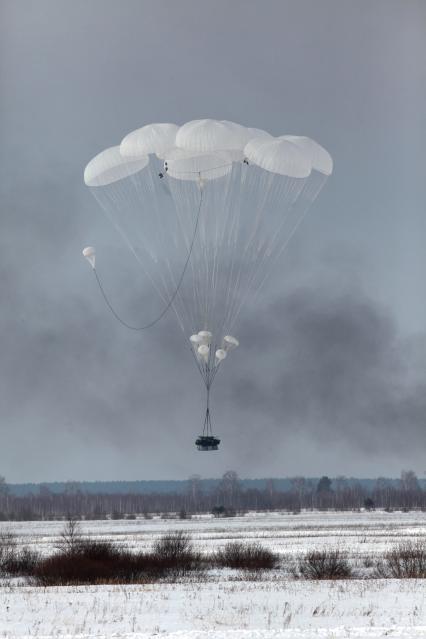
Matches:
[0,471,425,521]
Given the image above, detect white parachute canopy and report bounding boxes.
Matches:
[82,246,96,269]
[190,334,203,348]
[83,118,332,387]
[175,119,251,154]
[215,349,227,364]
[223,335,239,351]
[120,123,178,159]
[198,331,213,345]
[164,148,232,181]
[84,146,148,187]
[198,344,210,363]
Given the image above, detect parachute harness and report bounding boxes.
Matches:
[90,182,204,331]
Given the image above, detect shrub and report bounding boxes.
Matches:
[34,540,137,586]
[5,547,40,576]
[0,532,17,576]
[212,506,237,518]
[0,532,16,563]
[0,532,40,577]
[153,531,191,559]
[33,530,204,586]
[55,517,82,556]
[214,542,279,571]
[364,497,375,511]
[149,531,201,576]
[377,540,426,578]
[295,549,352,580]
[34,518,141,586]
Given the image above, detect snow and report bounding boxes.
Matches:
[1,579,425,638]
[3,510,426,557]
[1,511,426,637]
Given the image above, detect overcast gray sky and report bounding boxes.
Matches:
[1,0,425,483]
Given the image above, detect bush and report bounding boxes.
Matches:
[34,539,138,586]
[5,547,40,576]
[55,517,82,556]
[295,549,352,580]
[211,506,237,518]
[364,497,375,511]
[0,532,17,576]
[214,542,279,571]
[0,531,16,562]
[34,531,203,585]
[0,532,40,577]
[376,540,426,578]
[153,531,191,559]
[149,531,201,576]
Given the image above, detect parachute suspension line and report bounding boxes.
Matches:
[225,175,311,333]
[91,186,204,331]
[92,187,169,307]
[203,385,213,437]
[209,360,221,386]
[189,342,206,382]
[229,175,327,329]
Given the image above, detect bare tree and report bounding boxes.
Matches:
[400,470,419,492]
[217,471,241,509]
[400,470,421,509]
[55,516,82,556]
[0,476,8,496]
[0,476,9,515]
[290,477,306,510]
[187,474,202,511]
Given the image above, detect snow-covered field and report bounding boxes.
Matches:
[2,578,426,638]
[3,510,426,557]
[1,511,426,638]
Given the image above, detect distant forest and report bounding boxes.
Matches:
[0,471,425,520]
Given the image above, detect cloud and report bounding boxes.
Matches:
[230,287,426,456]
[1,0,425,480]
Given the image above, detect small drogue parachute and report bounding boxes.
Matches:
[82,246,96,269]
[82,119,333,450]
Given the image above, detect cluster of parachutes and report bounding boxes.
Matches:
[85,120,332,186]
[189,330,239,386]
[83,119,332,444]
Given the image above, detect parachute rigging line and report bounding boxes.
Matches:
[203,386,213,437]
[92,184,204,331]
